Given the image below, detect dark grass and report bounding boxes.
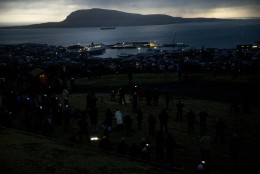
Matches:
[0,129,180,174]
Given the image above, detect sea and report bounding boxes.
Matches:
[0,20,260,58]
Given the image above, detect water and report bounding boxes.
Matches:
[0,20,259,57]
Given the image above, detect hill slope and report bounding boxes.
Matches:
[0,129,181,174]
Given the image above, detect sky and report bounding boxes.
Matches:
[0,0,260,25]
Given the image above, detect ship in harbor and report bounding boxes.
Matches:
[100,26,116,30]
[67,42,106,55]
[86,42,106,54]
[108,42,150,49]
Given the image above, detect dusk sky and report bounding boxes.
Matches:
[0,0,260,25]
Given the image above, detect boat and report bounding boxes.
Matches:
[109,42,136,49]
[100,26,116,30]
[85,42,106,55]
[108,42,150,49]
[67,45,86,53]
[67,42,106,55]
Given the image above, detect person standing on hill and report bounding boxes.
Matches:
[215,118,226,143]
[63,105,71,133]
[87,91,98,133]
[78,113,90,143]
[124,113,132,136]
[145,89,152,106]
[132,89,138,113]
[152,88,159,106]
[186,109,196,133]
[63,88,69,107]
[115,109,124,131]
[158,108,169,133]
[118,87,127,105]
[128,72,133,86]
[137,107,143,130]
[176,100,185,121]
[165,91,170,109]
[105,108,113,130]
[117,137,128,155]
[199,111,208,135]
[148,114,156,136]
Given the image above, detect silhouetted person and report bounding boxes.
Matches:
[230,96,240,113]
[148,114,156,136]
[177,64,183,81]
[52,103,62,126]
[118,87,127,105]
[70,77,75,92]
[152,88,159,106]
[110,89,116,102]
[89,107,98,133]
[187,109,196,133]
[78,115,90,143]
[87,91,98,133]
[158,108,169,133]
[128,72,133,85]
[138,86,145,101]
[117,138,128,155]
[165,91,170,109]
[115,109,124,131]
[199,111,208,135]
[136,107,143,130]
[176,100,185,121]
[132,90,138,113]
[124,114,132,136]
[104,108,113,132]
[63,105,71,133]
[43,112,53,137]
[145,89,152,106]
[215,118,226,143]
[63,88,69,107]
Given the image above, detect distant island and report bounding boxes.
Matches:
[5,8,231,28]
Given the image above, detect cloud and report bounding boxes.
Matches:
[64,0,260,9]
[0,0,259,24]
[66,0,260,17]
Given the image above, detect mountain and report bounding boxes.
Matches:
[8,8,228,28]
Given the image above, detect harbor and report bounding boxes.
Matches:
[0,41,259,77]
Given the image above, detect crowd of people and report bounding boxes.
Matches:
[0,82,243,173]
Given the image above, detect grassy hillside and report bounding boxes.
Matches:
[0,129,181,174]
[1,72,260,174]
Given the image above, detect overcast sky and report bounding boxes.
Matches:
[0,0,259,25]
